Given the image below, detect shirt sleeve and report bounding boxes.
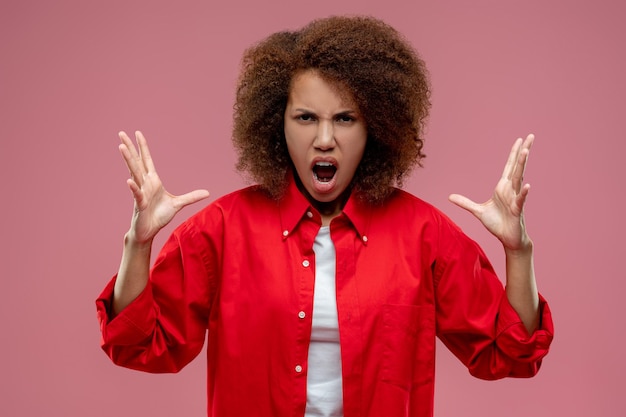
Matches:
[433,215,554,380]
[95,217,219,373]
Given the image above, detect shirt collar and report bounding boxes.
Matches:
[278,171,371,242]
[278,172,312,238]
[341,192,371,241]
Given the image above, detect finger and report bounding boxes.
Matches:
[126,178,140,197]
[119,142,145,187]
[511,134,534,193]
[511,149,528,193]
[501,137,523,181]
[135,131,156,174]
[448,193,481,217]
[119,131,146,184]
[119,131,141,164]
[514,183,531,212]
[173,189,211,210]
[125,178,147,209]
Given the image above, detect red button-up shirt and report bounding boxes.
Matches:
[96,177,553,417]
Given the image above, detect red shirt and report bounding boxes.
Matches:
[96,177,553,417]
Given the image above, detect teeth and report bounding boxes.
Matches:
[315,162,334,167]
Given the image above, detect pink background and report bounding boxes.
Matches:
[1,0,624,416]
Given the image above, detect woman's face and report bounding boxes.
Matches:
[284,70,367,220]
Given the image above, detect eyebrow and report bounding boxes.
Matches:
[293,108,358,115]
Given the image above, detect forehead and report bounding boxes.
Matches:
[288,69,357,108]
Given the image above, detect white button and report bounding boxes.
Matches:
[282,230,289,237]
[362,235,368,242]
[302,260,310,267]
[295,365,303,373]
[306,211,313,218]
[298,311,306,319]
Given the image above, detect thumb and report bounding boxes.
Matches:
[448,193,480,217]
[175,189,211,210]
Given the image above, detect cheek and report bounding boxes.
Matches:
[285,139,306,171]
[351,132,368,163]
[285,137,300,160]
[284,127,297,155]
[285,126,315,157]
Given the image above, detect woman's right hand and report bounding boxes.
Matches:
[119,131,210,244]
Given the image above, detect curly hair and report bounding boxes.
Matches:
[233,16,431,203]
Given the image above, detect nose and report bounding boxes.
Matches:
[314,120,335,151]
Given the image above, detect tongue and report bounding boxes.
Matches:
[315,166,336,181]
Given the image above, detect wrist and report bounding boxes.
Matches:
[504,239,533,258]
[124,231,154,251]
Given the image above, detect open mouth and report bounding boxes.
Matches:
[313,162,337,183]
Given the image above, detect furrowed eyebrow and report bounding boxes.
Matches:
[292,109,358,116]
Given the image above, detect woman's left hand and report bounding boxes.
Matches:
[449,134,535,252]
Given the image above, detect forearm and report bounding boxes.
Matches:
[504,241,540,334]
[112,232,153,315]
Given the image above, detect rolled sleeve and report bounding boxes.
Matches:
[95,215,218,373]
[96,276,158,347]
[495,293,554,364]
[434,212,554,380]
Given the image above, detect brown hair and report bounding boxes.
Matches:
[233,16,431,202]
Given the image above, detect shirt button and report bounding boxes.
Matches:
[298,311,306,319]
[282,230,289,237]
[306,211,313,218]
[295,365,303,373]
[302,260,310,268]
[362,235,368,242]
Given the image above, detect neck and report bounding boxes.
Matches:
[317,202,342,226]
[292,174,351,226]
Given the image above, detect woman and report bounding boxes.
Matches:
[97,16,553,417]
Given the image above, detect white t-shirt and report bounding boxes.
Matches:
[304,226,343,417]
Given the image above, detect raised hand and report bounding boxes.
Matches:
[119,131,210,244]
[448,134,535,252]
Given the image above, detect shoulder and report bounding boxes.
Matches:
[380,188,446,222]
[213,184,273,209]
[183,185,277,227]
[371,188,467,239]
[386,190,487,264]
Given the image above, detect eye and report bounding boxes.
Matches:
[296,113,316,122]
[336,113,356,123]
